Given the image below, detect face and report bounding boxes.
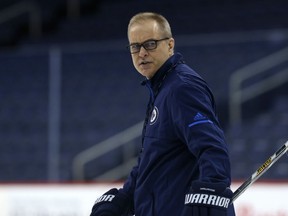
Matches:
[128,20,174,79]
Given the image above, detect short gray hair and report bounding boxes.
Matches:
[128,12,173,38]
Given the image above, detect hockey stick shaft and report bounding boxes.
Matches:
[231,140,288,203]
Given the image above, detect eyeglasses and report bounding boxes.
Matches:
[127,38,170,54]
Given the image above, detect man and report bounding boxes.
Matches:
[90,12,235,216]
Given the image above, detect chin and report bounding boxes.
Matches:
[138,69,155,79]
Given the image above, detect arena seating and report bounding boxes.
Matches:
[0,0,287,181]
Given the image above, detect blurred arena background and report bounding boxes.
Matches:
[0,0,288,216]
[0,0,288,214]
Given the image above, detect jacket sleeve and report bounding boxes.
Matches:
[122,161,139,195]
[169,76,231,185]
[120,156,140,214]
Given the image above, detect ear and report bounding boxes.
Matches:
[168,38,175,54]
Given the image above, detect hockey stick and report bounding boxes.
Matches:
[231,140,288,203]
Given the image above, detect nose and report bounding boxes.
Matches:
[138,46,148,57]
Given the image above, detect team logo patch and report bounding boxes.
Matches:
[150,106,159,125]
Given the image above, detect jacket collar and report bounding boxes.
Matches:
[149,52,184,90]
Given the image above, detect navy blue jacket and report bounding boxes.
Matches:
[122,53,235,216]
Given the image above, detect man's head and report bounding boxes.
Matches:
[127,12,175,79]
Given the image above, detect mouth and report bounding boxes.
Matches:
[139,61,151,66]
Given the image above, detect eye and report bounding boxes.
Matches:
[130,44,140,52]
[144,40,156,49]
[131,44,139,49]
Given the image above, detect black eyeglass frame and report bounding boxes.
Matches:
[127,37,170,54]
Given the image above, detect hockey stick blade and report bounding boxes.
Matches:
[231,140,288,203]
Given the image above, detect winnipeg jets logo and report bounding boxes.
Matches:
[150,106,159,125]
